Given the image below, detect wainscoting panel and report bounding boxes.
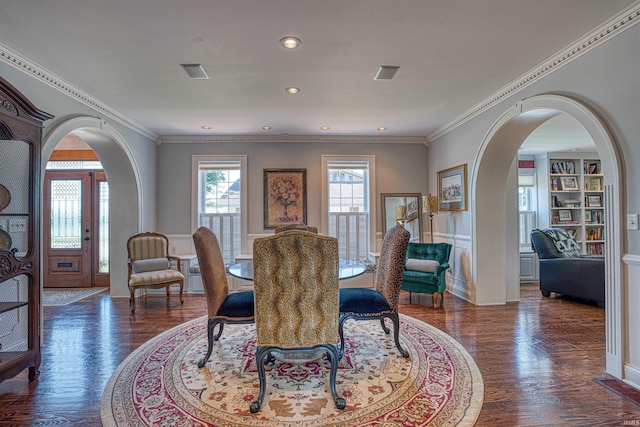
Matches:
[434,232,472,303]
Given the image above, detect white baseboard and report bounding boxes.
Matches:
[624,363,640,391]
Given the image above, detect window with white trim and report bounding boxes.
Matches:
[192,156,247,264]
[518,169,538,252]
[322,156,375,262]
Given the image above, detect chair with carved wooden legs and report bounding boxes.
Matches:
[126,232,184,314]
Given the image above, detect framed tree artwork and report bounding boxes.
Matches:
[264,169,307,229]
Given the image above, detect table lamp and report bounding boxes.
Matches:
[423,194,439,242]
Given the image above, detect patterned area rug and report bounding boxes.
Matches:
[43,287,108,306]
[101,314,483,426]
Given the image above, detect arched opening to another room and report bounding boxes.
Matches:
[471,94,624,378]
[42,117,142,298]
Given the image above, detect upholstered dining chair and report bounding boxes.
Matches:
[338,224,410,358]
[274,223,318,234]
[401,242,452,307]
[192,227,255,368]
[250,230,345,413]
[126,232,184,314]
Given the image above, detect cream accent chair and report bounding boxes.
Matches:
[250,230,345,413]
[126,232,184,314]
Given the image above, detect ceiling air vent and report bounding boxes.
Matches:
[374,65,399,80]
[180,64,209,79]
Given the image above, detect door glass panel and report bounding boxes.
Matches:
[98,181,109,273]
[50,180,82,249]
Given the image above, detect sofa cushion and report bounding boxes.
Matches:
[405,258,439,273]
[541,228,580,255]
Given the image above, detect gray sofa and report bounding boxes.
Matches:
[530,228,604,307]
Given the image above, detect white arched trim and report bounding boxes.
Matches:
[42,116,143,228]
[41,115,143,298]
[471,94,623,379]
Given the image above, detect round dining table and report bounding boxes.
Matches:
[228,259,367,281]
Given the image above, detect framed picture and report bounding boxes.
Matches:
[438,164,467,211]
[560,176,579,191]
[406,197,419,222]
[263,169,307,229]
[587,195,602,207]
[559,209,572,221]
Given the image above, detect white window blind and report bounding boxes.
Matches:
[327,161,370,261]
[195,159,243,265]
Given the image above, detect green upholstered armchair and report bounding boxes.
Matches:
[400,242,452,307]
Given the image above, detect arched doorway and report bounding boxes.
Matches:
[471,94,623,378]
[42,117,142,298]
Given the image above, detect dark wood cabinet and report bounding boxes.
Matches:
[0,77,53,382]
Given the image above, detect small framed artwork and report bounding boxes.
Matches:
[560,176,579,191]
[438,163,467,211]
[263,169,307,229]
[587,195,602,207]
[559,209,572,222]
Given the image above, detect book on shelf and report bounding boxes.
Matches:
[584,162,601,175]
[550,161,575,175]
[586,227,604,241]
[587,243,604,255]
[585,210,604,224]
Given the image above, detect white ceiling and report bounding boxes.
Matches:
[0,0,633,144]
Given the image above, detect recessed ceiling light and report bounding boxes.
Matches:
[320,126,330,131]
[201,125,212,130]
[570,148,578,152]
[285,87,300,94]
[262,126,272,131]
[378,127,387,131]
[280,36,302,49]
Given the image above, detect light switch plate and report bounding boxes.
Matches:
[627,214,639,231]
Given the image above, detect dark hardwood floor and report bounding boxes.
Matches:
[0,284,638,426]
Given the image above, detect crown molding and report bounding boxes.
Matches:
[157,134,428,145]
[428,2,640,142]
[0,43,158,141]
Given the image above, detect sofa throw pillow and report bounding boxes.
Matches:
[405,258,439,273]
[542,228,580,254]
[132,257,170,273]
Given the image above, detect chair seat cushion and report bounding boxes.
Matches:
[405,258,439,273]
[339,287,390,315]
[129,269,184,286]
[402,270,440,285]
[217,291,255,318]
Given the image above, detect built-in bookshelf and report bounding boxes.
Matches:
[537,153,605,255]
